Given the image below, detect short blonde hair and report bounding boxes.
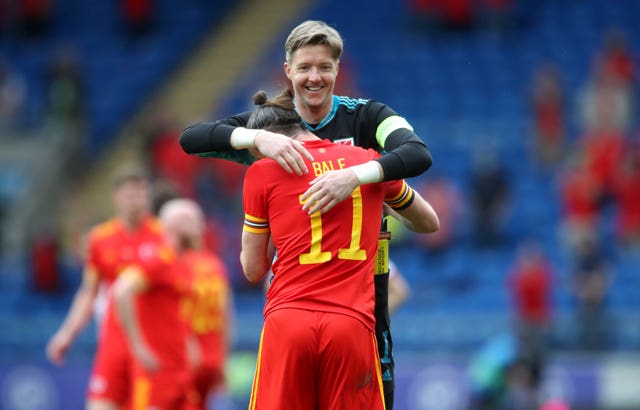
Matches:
[285,20,343,63]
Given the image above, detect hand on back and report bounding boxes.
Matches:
[255,131,313,176]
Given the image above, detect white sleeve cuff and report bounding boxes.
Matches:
[230,128,260,149]
[351,161,382,185]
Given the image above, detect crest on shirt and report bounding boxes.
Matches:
[334,137,354,146]
[137,243,157,261]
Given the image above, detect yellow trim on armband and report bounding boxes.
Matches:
[243,214,270,234]
[375,116,414,148]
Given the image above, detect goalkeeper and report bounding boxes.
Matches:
[180,20,433,409]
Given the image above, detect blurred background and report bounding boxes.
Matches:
[0,0,639,409]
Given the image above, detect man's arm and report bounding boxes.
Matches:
[180,113,251,155]
[375,119,432,182]
[385,187,439,234]
[180,115,313,175]
[112,268,159,372]
[46,269,100,365]
[240,231,272,283]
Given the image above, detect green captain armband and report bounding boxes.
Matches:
[375,116,414,148]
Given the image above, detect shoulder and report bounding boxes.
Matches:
[337,143,381,160]
[335,95,370,111]
[185,250,228,280]
[249,157,279,170]
[189,249,220,263]
[144,217,163,234]
[247,158,284,178]
[331,140,379,158]
[199,250,227,272]
[138,242,176,272]
[336,96,397,124]
[337,96,391,112]
[89,219,120,242]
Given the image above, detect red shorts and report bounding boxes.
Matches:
[249,308,385,410]
[87,334,131,406]
[131,364,190,410]
[185,364,225,410]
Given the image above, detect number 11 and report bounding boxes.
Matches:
[298,187,366,265]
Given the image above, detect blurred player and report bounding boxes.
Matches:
[164,198,234,410]
[240,89,438,409]
[111,198,218,409]
[46,166,163,410]
[149,183,234,409]
[180,20,433,408]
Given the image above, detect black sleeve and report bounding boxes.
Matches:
[375,128,432,181]
[358,101,432,180]
[179,112,252,155]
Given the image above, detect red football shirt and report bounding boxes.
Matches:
[86,217,164,284]
[131,241,189,369]
[180,249,230,368]
[243,139,413,331]
[86,217,164,337]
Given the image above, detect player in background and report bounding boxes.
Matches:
[240,89,438,409]
[180,20,432,409]
[111,198,222,409]
[164,198,234,410]
[46,167,163,410]
[148,183,235,409]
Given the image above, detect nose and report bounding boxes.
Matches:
[308,67,321,81]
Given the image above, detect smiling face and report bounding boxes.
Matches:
[284,44,339,124]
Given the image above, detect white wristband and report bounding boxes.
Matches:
[230,128,260,149]
[351,161,382,185]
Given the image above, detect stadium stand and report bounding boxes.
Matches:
[1,0,639,408]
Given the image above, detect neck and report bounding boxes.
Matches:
[295,98,332,125]
[119,213,145,231]
[294,130,319,142]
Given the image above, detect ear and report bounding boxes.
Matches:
[284,61,292,80]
